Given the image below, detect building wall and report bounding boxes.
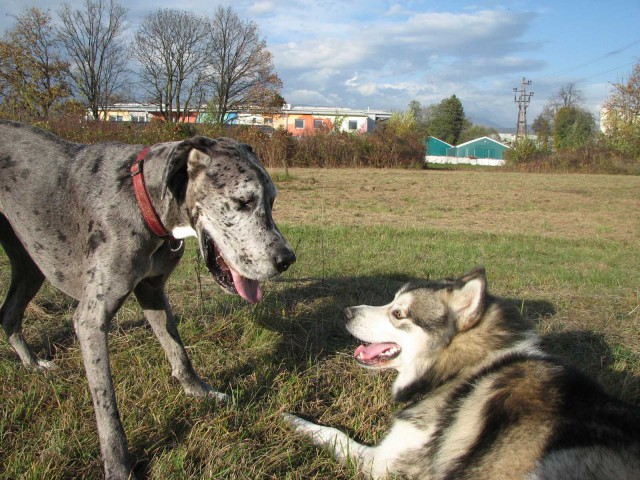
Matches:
[455,144,507,159]
[93,104,391,134]
[425,136,509,165]
[426,155,505,166]
[426,137,453,156]
[272,113,369,136]
[454,137,509,160]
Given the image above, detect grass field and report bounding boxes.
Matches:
[1,168,639,479]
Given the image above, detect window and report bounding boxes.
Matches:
[348,120,358,130]
[131,115,146,123]
[109,115,123,122]
[314,119,323,129]
[295,119,304,129]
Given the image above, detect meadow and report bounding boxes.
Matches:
[1,168,639,479]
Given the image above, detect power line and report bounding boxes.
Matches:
[573,61,637,84]
[535,38,640,83]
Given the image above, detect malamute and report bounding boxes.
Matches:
[283,267,640,479]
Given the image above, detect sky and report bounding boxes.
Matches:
[2,0,640,128]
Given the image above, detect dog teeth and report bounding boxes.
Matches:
[382,347,399,357]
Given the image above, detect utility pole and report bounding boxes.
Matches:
[513,77,534,140]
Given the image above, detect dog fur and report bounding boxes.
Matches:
[0,120,295,479]
[284,268,640,479]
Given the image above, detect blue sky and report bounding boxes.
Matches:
[2,0,639,127]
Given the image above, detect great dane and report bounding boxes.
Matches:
[0,120,295,479]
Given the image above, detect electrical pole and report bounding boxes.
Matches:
[513,77,534,140]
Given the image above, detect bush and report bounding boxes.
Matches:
[550,143,640,174]
[20,116,639,173]
[505,139,640,175]
[37,117,426,169]
[504,137,541,166]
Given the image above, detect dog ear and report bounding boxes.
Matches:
[162,137,217,201]
[449,267,487,331]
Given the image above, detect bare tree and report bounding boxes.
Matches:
[206,6,282,125]
[57,0,130,119]
[0,7,71,121]
[134,9,210,123]
[549,82,585,111]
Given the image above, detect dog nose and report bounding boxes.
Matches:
[275,249,296,273]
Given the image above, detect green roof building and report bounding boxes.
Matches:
[426,136,454,156]
[454,136,510,160]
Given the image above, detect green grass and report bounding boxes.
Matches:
[1,170,639,479]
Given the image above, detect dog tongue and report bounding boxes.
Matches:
[354,343,397,360]
[230,268,262,304]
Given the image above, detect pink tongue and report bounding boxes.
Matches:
[230,268,262,304]
[354,343,398,360]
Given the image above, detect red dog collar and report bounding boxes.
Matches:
[131,146,177,241]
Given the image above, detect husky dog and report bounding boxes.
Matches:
[284,268,640,479]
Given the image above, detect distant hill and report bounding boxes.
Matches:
[468,115,516,133]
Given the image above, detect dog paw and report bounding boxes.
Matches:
[281,412,314,432]
[36,359,57,370]
[25,358,57,370]
[183,381,231,404]
[205,389,232,404]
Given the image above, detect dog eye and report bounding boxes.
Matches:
[234,197,255,211]
[391,309,405,320]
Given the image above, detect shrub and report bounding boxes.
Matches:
[37,117,426,169]
[504,137,540,166]
[504,139,640,175]
[16,116,639,173]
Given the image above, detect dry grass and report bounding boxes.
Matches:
[272,168,640,243]
[0,168,639,479]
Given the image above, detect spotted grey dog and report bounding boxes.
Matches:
[0,120,295,479]
[284,268,640,479]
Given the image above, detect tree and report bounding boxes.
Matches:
[0,7,71,121]
[534,83,587,151]
[458,124,500,144]
[134,9,210,123]
[602,62,640,159]
[554,106,596,150]
[531,114,552,151]
[549,82,585,111]
[424,95,468,145]
[58,0,130,120]
[206,6,282,125]
[407,100,426,126]
[385,110,419,137]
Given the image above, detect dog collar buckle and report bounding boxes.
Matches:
[130,160,143,177]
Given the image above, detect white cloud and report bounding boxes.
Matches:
[247,1,276,16]
[262,6,543,125]
[272,38,371,70]
[5,0,611,127]
[285,89,340,106]
[385,4,405,16]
